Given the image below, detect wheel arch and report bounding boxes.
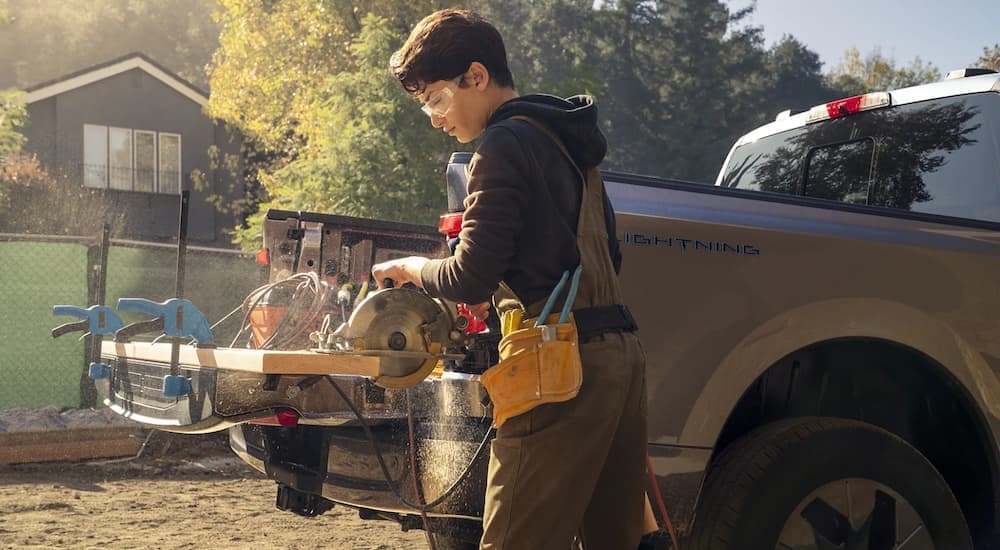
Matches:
[681,297,1000,542]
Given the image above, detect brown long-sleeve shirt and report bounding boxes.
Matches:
[420,94,621,307]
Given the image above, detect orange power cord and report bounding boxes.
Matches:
[646,452,680,549]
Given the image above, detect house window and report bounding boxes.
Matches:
[83,124,107,188]
[82,124,181,194]
[158,133,181,194]
[109,127,133,190]
[134,130,156,192]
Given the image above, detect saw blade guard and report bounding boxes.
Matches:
[315,287,471,387]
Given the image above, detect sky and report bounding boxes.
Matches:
[725,0,999,76]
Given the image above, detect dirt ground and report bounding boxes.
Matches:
[0,430,430,550]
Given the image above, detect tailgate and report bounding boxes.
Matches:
[98,341,489,433]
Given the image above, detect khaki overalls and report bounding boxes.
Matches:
[480,119,648,550]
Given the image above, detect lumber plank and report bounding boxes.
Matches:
[0,427,142,464]
[102,341,382,376]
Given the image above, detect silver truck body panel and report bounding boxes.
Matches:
[604,177,1000,450]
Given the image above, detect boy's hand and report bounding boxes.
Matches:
[371,256,429,289]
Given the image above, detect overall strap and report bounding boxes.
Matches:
[508,115,624,313]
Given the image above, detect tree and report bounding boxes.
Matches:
[0,89,26,213]
[0,89,25,158]
[826,47,940,96]
[575,0,776,182]
[764,35,840,114]
[209,0,846,245]
[208,1,445,158]
[977,44,1000,71]
[0,0,219,89]
[210,2,458,248]
[476,0,605,99]
[238,14,455,240]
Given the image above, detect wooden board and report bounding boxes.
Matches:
[0,427,143,465]
[101,341,383,376]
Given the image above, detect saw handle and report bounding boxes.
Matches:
[380,278,417,290]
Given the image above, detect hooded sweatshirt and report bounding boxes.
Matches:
[420,94,621,308]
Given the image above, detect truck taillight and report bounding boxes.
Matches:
[438,212,464,238]
[806,92,891,123]
[249,409,299,427]
[256,248,270,266]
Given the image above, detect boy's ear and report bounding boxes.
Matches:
[468,61,490,89]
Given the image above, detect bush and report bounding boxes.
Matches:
[0,154,119,236]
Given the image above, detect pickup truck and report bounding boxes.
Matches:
[98,68,1000,549]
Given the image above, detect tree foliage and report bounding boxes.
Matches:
[978,45,1000,71]
[0,0,219,89]
[202,1,969,249]
[210,0,842,246]
[826,47,940,95]
[210,1,461,247]
[230,13,456,247]
[0,89,26,212]
[0,89,25,158]
[765,35,837,113]
[0,1,984,248]
[208,0,446,156]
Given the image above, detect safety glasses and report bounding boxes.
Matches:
[420,75,464,118]
[421,87,455,118]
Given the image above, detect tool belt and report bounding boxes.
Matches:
[481,311,583,428]
[574,304,638,342]
[482,297,638,428]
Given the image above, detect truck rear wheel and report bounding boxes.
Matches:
[686,417,972,549]
[431,534,478,550]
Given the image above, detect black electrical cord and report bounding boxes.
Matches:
[234,272,333,349]
[324,375,494,512]
[261,272,331,349]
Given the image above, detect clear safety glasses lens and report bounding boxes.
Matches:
[421,86,455,118]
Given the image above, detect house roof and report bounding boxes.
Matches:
[23,52,208,107]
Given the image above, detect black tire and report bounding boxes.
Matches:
[428,518,482,550]
[431,533,479,550]
[686,417,972,550]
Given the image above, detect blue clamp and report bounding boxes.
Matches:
[162,375,192,397]
[52,305,125,337]
[88,362,111,380]
[116,298,215,345]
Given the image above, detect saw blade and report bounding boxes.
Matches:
[341,287,451,378]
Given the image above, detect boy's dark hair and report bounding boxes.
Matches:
[390,9,515,94]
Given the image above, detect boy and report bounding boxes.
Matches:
[372,9,648,549]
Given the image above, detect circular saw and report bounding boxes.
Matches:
[317,287,469,388]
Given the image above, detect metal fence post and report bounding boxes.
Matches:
[80,223,110,408]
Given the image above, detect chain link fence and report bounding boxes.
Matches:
[0,232,264,409]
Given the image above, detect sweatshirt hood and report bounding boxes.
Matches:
[488,94,607,169]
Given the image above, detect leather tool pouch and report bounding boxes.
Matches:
[481,313,583,428]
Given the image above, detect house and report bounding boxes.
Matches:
[20,52,242,246]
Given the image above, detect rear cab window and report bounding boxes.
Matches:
[720,93,1000,223]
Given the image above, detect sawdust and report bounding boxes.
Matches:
[0,424,430,549]
[0,406,137,433]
